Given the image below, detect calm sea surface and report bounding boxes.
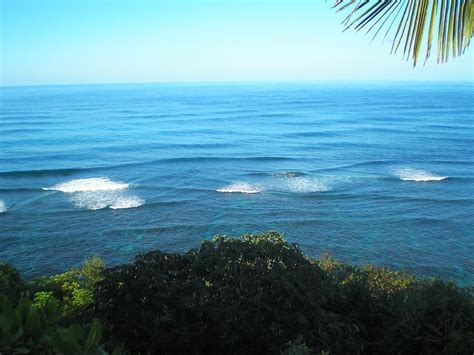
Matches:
[0,82,473,284]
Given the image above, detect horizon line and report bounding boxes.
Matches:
[2,78,473,89]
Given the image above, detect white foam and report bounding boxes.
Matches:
[70,191,112,210]
[110,196,145,209]
[273,176,331,193]
[396,168,448,182]
[43,178,129,193]
[0,200,6,213]
[44,177,144,210]
[217,182,264,194]
[70,191,145,210]
[281,177,330,193]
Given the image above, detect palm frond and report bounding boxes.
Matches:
[334,0,474,66]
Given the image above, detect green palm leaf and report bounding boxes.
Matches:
[334,0,474,66]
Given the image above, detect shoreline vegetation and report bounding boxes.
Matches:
[1,232,473,354]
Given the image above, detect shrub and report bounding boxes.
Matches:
[28,256,105,319]
[383,280,474,354]
[2,232,473,354]
[317,254,474,353]
[95,234,474,354]
[0,263,23,303]
[0,294,107,354]
[281,336,312,355]
[94,232,331,354]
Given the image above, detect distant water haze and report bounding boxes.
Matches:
[0,82,473,285]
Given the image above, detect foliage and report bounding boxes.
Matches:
[94,231,332,354]
[317,253,415,296]
[385,279,474,354]
[28,256,105,319]
[95,232,474,354]
[2,232,473,354]
[0,262,23,304]
[281,336,312,355]
[317,253,474,353]
[334,0,474,66]
[0,294,106,354]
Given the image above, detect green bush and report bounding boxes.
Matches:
[28,256,105,319]
[317,254,474,353]
[281,336,312,355]
[0,294,106,354]
[0,262,23,303]
[383,280,474,353]
[2,232,473,354]
[94,232,474,354]
[94,232,332,354]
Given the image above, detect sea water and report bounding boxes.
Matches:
[0,82,473,284]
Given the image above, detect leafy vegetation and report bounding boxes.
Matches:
[94,232,331,354]
[1,232,473,354]
[28,256,105,320]
[0,262,23,304]
[94,232,474,354]
[334,0,474,66]
[317,254,474,353]
[0,295,106,354]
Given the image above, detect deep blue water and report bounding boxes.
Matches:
[0,82,473,285]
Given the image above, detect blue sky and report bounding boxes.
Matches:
[1,0,473,86]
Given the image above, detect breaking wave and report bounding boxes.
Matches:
[217,175,330,195]
[276,176,330,193]
[70,191,144,210]
[0,200,6,213]
[44,177,144,210]
[395,168,448,182]
[216,182,264,194]
[43,177,129,192]
[110,196,145,210]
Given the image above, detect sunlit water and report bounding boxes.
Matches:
[1,82,473,284]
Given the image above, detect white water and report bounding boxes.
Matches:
[110,196,145,209]
[43,177,129,192]
[396,168,448,182]
[0,200,6,213]
[276,176,330,193]
[217,176,330,194]
[70,191,145,210]
[217,182,264,194]
[44,177,144,210]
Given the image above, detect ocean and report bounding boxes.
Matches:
[0,82,473,285]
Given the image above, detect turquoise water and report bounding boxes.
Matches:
[0,82,473,284]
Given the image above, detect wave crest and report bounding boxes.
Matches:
[278,176,330,193]
[0,200,6,213]
[271,171,304,178]
[70,191,145,210]
[44,177,144,210]
[110,196,145,210]
[217,182,264,194]
[395,168,448,182]
[43,178,129,192]
[217,176,330,195]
